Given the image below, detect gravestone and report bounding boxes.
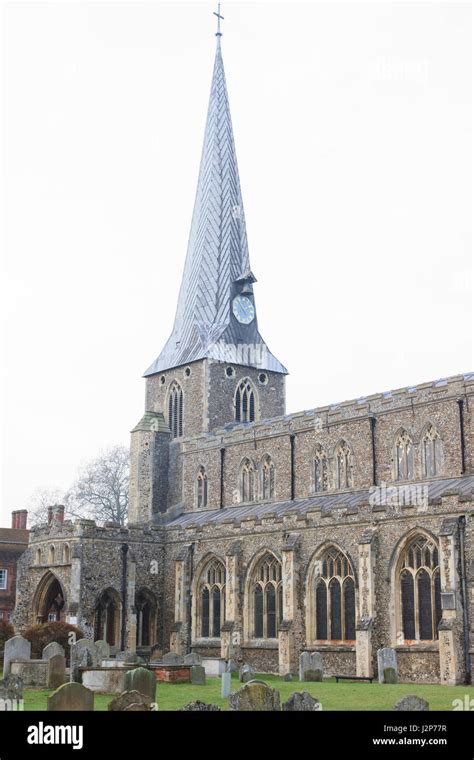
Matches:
[226,659,237,673]
[48,654,66,689]
[190,665,206,685]
[42,642,65,661]
[184,653,202,665]
[47,682,94,711]
[0,675,24,699]
[3,636,30,677]
[94,640,110,661]
[73,639,98,668]
[283,673,293,682]
[283,691,322,711]
[393,695,430,711]
[377,647,398,684]
[124,667,156,701]
[149,645,162,662]
[162,652,183,665]
[299,651,323,682]
[221,671,232,699]
[179,701,221,711]
[124,702,149,711]
[239,663,255,683]
[108,690,152,711]
[116,651,138,663]
[229,680,281,711]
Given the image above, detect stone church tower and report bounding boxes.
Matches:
[13,27,474,687]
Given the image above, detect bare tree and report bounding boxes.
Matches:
[66,445,129,526]
[27,487,67,527]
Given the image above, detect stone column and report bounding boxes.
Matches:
[438,518,465,685]
[125,555,137,654]
[278,533,300,675]
[356,528,377,677]
[221,542,242,661]
[67,544,82,626]
[170,545,191,655]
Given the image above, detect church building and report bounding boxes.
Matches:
[14,29,474,685]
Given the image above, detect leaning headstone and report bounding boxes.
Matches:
[229,680,281,711]
[162,652,183,665]
[47,682,94,711]
[299,651,323,682]
[179,701,221,711]
[393,695,429,711]
[94,640,110,660]
[48,654,66,689]
[3,636,31,677]
[108,690,152,711]
[42,642,65,661]
[191,665,206,685]
[184,652,202,665]
[0,675,24,699]
[124,667,156,701]
[239,663,255,683]
[221,671,232,699]
[283,691,322,711]
[377,647,398,684]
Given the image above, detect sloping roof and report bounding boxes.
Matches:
[165,475,474,529]
[144,38,286,377]
[0,527,29,550]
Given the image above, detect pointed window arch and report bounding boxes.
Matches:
[168,381,183,438]
[310,546,356,643]
[94,588,122,646]
[313,444,328,492]
[196,467,208,508]
[63,544,71,564]
[235,379,257,423]
[135,589,158,647]
[335,441,353,489]
[48,545,56,565]
[251,553,282,639]
[240,458,256,503]
[261,455,275,500]
[197,558,226,639]
[394,429,414,481]
[398,534,441,642]
[422,424,442,478]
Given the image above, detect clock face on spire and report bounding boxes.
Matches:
[232,295,255,324]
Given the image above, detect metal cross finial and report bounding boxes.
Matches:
[213,2,224,37]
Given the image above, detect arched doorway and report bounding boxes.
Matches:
[94,588,122,646]
[33,572,66,623]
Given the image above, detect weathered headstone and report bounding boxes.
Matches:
[184,652,202,665]
[283,673,293,682]
[239,663,255,683]
[179,701,221,711]
[221,671,232,698]
[190,665,206,685]
[283,691,322,711]
[149,645,162,662]
[162,652,183,665]
[3,636,30,677]
[47,682,94,711]
[47,654,66,689]
[299,651,323,682]
[0,675,24,699]
[377,647,398,684]
[393,695,429,711]
[42,642,65,661]
[94,640,110,661]
[116,650,138,663]
[229,680,281,711]
[108,690,152,711]
[124,667,156,701]
[73,639,98,667]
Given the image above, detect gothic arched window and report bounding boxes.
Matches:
[63,544,71,564]
[398,535,441,642]
[198,559,226,639]
[252,553,282,639]
[196,467,208,508]
[314,444,328,492]
[48,545,56,565]
[312,547,356,642]
[94,588,122,646]
[422,425,442,478]
[240,458,256,503]
[168,381,183,438]
[235,379,256,423]
[261,455,275,500]
[135,589,158,647]
[335,441,353,489]
[395,430,414,481]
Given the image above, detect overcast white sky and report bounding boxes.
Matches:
[0,1,472,525]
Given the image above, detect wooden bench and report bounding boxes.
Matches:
[334,675,374,684]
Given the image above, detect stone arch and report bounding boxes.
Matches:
[48,544,56,564]
[244,549,282,641]
[63,543,71,564]
[239,457,257,503]
[333,439,354,489]
[32,571,66,624]
[191,553,226,641]
[93,587,122,647]
[392,427,415,481]
[234,377,258,423]
[166,380,183,438]
[259,453,275,500]
[312,442,329,492]
[135,587,158,648]
[419,422,443,478]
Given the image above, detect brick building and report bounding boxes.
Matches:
[14,34,473,685]
[0,511,29,622]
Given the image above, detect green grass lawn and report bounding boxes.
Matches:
[20,675,474,711]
